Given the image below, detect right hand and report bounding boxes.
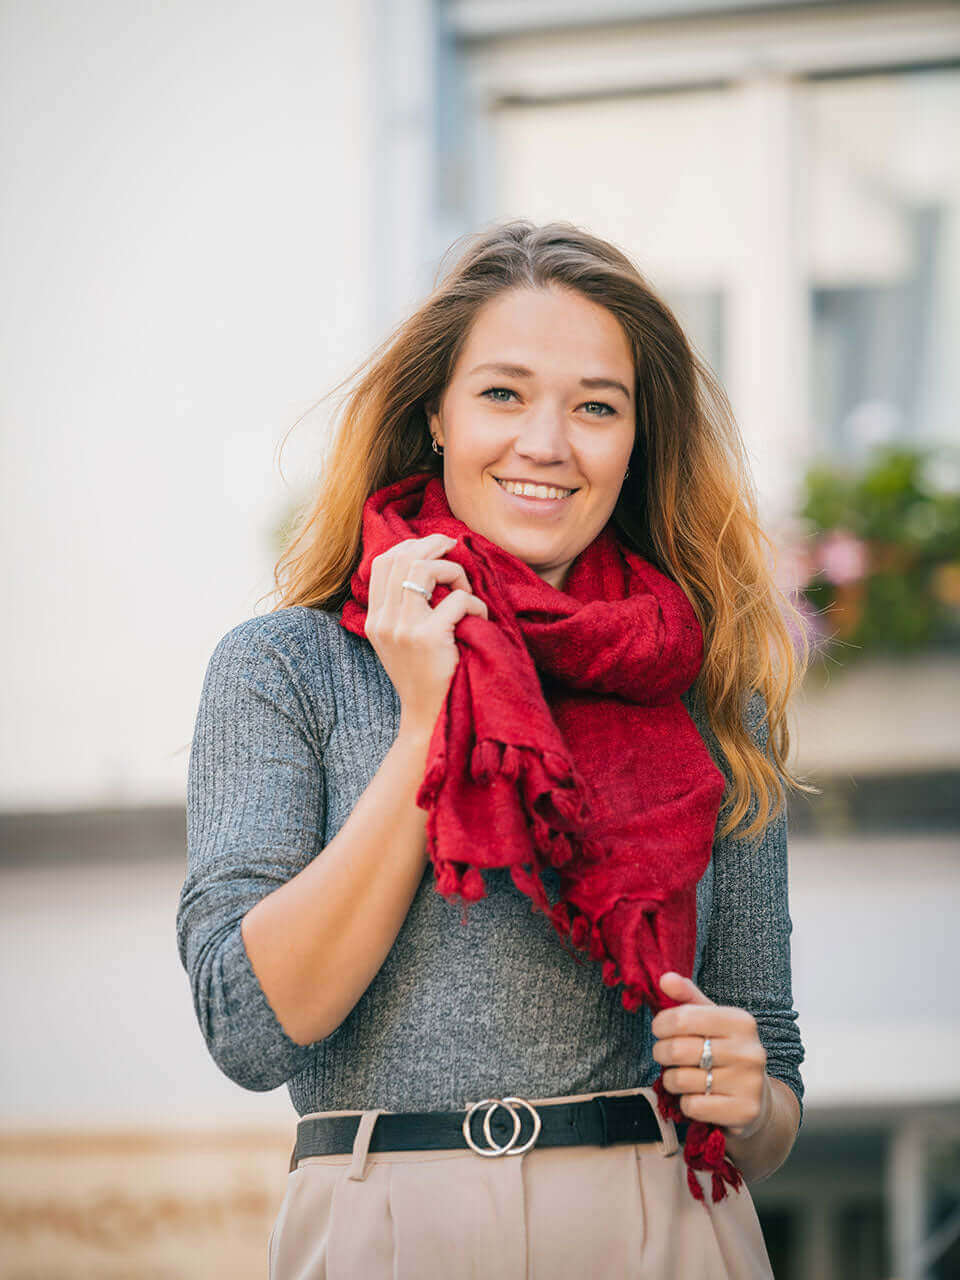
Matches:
[364,533,488,740]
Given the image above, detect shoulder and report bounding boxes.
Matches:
[203,603,391,713]
[207,604,343,669]
[199,606,353,713]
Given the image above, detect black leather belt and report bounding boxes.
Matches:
[291,1091,688,1171]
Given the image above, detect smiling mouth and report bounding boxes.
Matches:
[494,477,579,500]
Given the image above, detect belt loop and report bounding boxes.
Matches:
[638,1086,679,1157]
[347,1109,385,1181]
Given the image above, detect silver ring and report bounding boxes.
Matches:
[400,579,431,599]
[491,1097,542,1156]
[699,1036,713,1072]
[463,1098,518,1156]
[462,1096,542,1157]
[704,1069,714,1096]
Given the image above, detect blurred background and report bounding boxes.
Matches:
[2,1,959,1277]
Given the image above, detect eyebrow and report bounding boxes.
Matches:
[467,361,632,402]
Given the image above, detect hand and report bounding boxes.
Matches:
[651,971,772,1141]
[364,533,489,740]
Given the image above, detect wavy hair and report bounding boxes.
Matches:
[266,219,819,842]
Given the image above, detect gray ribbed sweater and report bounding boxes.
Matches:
[177,604,805,1128]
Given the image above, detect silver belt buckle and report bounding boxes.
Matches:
[462,1095,542,1157]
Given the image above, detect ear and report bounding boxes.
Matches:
[424,397,442,442]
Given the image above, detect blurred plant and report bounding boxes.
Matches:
[782,443,960,663]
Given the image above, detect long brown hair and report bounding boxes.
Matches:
[265,219,818,841]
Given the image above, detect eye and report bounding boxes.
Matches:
[480,387,616,416]
[481,386,518,403]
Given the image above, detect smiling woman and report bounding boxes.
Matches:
[179,218,814,1279]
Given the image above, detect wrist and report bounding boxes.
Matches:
[726,1072,774,1142]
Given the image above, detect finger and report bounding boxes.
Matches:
[370,534,456,608]
[429,588,489,630]
[668,1070,771,1133]
[652,1034,730,1068]
[651,1002,754,1041]
[671,1091,763,1131]
[658,972,715,1006]
[660,1064,737,1097]
[389,556,473,609]
[409,533,458,550]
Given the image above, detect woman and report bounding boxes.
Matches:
[177,219,813,1279]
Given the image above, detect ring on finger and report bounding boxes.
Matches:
[698,1036,713,1072]
[400,578,432,599]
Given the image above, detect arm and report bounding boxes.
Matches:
[176,610,432,1091]
[695,690,805,1180]
[176,613,330,1090]
[240,720,433,1048]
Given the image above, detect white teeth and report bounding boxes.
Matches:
[497,479,574,500]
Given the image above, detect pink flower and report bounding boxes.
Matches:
[817,530,869,585]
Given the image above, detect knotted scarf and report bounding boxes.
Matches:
[339,471,743,1203]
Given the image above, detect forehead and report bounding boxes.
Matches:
[456,286,634,377]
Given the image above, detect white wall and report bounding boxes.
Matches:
[0,0,377,810]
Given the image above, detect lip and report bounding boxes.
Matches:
[492,475,578,517]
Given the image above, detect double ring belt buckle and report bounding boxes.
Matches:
[462,1096,542,1157]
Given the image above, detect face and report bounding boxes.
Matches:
[426,285,636,591]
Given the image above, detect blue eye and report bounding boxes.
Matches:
[480,387,615,416]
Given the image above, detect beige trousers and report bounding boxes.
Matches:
[268,1085,775,1279]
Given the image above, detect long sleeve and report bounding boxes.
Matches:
[176,609,332,1092]
[694,690,806,1130]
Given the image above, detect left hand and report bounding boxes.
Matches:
[651,972,772,1140]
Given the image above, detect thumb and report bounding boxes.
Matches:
[658,971,716,1006]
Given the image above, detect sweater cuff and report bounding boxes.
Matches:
[204,919,319,1093]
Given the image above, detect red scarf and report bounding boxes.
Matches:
[339,472,743,1203]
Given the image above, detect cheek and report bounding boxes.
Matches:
[584,439,633,483]
[585,462,629,495]
[449,424,497,469]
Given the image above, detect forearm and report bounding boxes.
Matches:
[240,724,433,1046]
[723,1075,801,1184]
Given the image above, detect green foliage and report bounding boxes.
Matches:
[797,443,960,660]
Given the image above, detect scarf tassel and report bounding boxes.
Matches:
[469,739,587,824]
[430,741,587,920]
[652,1076,745,1204]
[465,739,587,878]
[434,861,486,902]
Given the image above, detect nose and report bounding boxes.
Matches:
[512,405,573,465]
